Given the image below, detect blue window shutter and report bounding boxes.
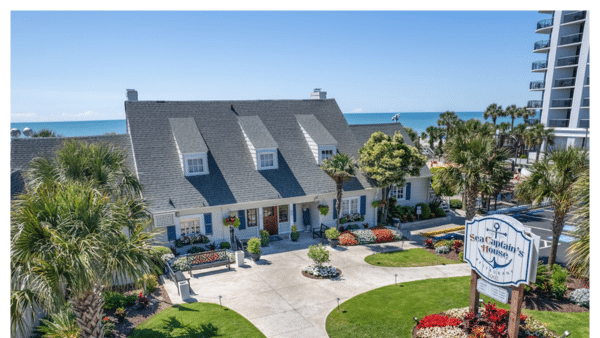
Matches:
[293,204,297,223]
[204,213,213,235]
[333,199,337,219]
[406,182,411,200]
[167,225,176,241]
[360,195,367,215]
[238,210,246,229]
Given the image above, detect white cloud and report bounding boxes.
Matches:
[11,112,37,118]
[351,107,364,113]
[60,111,95,118]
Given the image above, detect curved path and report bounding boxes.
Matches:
[162,233,471,337]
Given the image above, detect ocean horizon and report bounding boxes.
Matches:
[11,112,526,137]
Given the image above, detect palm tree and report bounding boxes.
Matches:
[425,126,438,153]
[11,140,156,338]
[527,124,555,162]
[567,168,589,278]
[539,127,555,160]
[483,103,505,126]
[321,153,356,229]
[521,109,536,124]
[505,104,523,130]
[440,126,510,220]
[496,122,511,148]
[509,123,528,158]
[517,147,588,267]
[437,111,459,139]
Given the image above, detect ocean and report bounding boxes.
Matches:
[11,112,525,137]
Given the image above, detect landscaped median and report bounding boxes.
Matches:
[326,276,589,338]
[419,225,465,237]
[365,248,462,267]
[129,302,265,338]
[337,226,405,246]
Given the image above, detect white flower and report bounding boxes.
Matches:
[351,230,377,244]
[436,246,450,254]
[416,326,468,338]
[161,253,175,263]
[569,288,589,307]
[302,265,339,278]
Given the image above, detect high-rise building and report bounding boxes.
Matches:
[528,10,589,149]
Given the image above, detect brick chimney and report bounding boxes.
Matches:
[126,89,138,101]
[310,88,327,100]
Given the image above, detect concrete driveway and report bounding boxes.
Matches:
[162,232,471,337]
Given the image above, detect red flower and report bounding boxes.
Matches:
[416,314,461,329]
[102,317,109,322]
[520,313,528,322]
[339,233,358,246]
[371,228,394,243]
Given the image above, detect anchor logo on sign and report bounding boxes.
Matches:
[487,223,507,239]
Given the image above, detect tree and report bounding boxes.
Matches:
[321,153,357,229]
[33,128,59,137]
[521,109,536,124]
[517,147,588,267]
[509,123,528,158]
[439,126,510,220]
[425,126,438,153]
[526,124,555,162]
[437,111,459,139]
[483,103,505,126]
[567,168,589,278]
[11,140,157,338]
[359,131,426,223]
[403,126,422,153]
[505,104,522,131]
[496,122,511,148]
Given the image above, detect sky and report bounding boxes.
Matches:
[10,11,545,122]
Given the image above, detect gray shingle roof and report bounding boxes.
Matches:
[237,115,278,149]
[169,117,208,154]
[125,99,371,213]
[10,134,136,197]
[295,114,338,145]
[350,123,432,178]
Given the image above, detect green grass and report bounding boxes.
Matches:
[364,248,462,267]
[326,276,589,338]
[129,302,265,338]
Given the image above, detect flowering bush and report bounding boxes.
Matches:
[351,229,377,244]
[569,288,589,307]
[172,256,190,271]
[416,326,468,338]
[339,232,358,246]
[302,265,339,278]
[435,246,450,254]
[307,244,330,267]
[161,253,175,263]
[138,292,150,309]
[522,316,554,337]
[416,314,461,329]
[425,238,434,249]
[389,229,403,240]
[452,240,463,253]
[372,228,394,243]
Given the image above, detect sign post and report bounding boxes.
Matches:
[416,206,421,221]
[464,215,539,338]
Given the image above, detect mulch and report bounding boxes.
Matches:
[103,279,173,338]
[424,246,589,313]
[301,268,342,280]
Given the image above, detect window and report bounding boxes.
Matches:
[390,185,405,200]
[321,149,334,162]
[180,218,201,236]
[259,152,275,169]
[184,154,208,176]
[247,209,258,227]
[278,205,288,223]
[264,206,275,217]
[187,158,204,174]
[341,197,359,216]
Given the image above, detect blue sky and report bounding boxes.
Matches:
[11,11,544,122]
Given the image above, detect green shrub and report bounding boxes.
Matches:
[124,295,137,307]
[520,154,527,159]
[415,203,431,219]
[434,207,446,217]
[36,306,80,338]
[307,243,330,267]
[174,239,183,248]
[449,199,463,209]
[259,230,270,246]
[103,321,116,337]
[219,242,231,249]
[325,228,340,239]
[152,246,172,256]
[247,237,262,254]
[291,225,300,241]
[103,291,126,310]
[458,251,464,262]
[187,246,204,254]
[533,262,551,292]
[115,307,127,322]
[346,224,360,230]
[136,274,158,293]
[318,205,329,216]
[372,200,381,208]
[551,264,569,298]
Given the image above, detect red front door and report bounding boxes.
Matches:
[263,206,278,235]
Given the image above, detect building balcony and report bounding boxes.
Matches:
[554,77,576,88]
[551,99,572,108]
[527,100,543,109]
[579,119,589,129]
[556,56,579,67]
[532,60,547,71]
[559,33,583,46]
[581,98,589,107]
[530,81,545,90]
[534,40,550,51]
[585,77,589,86]
[563,11,586,24]
[536,18,553,32]
[548,119,570,128]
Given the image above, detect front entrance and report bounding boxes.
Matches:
[263,206,278,235]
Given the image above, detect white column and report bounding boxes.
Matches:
[289,203,294,227]
[259,207,264,231]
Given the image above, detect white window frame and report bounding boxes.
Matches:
[390,184,406,200]
[257,149,278,170]
[319,146,337,164]
[340,196,360,217]
[179,217,201,236]
[184,153,209,176]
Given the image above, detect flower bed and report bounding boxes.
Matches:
[419,226,465,237]
[338,227,404,246]
[301,265,341,279]
[414,303,557,338]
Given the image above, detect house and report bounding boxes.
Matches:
[11,89,433,247]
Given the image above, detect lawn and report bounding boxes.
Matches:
[129,302,265,338]
[364,248,462,267]
[326,276,589,338]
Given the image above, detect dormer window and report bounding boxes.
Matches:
[169,117,210,177]
[296,114,338,165]
[320,147,336,163]
[238,116,279,171]
[259,152,276,169]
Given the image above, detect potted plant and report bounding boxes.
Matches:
[259,230,270,246]
[290,225,300,241]
[247,237,262,261]
[325,228,340,248]
[318,204,329,216]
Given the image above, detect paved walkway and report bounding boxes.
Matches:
[162,232,471,338]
